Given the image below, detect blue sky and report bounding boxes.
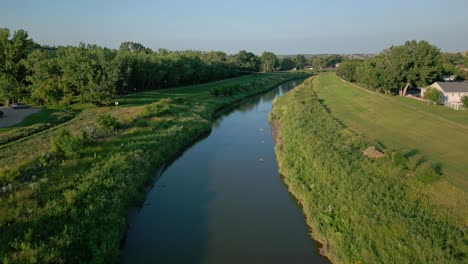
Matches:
[1,0,467,54]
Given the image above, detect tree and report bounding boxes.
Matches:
[279,57,295,71]
[230,50,260,72]
[423,87,443,105]
[461,96,468,108]
[348,40,443,94]
[310,57,324,69]
[0,28,34,105]
[260,51,278,72]
[441,52,464,65]
[295,55,307,69]
[336,60,363,82]
[119,41,150,53]
[0,73,19,106]
[380,40,443,94]
[25,49,64,104]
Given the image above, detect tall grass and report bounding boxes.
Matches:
[0,72,309,263]
[270,77,466,263]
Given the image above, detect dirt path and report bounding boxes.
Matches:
[0,108,41,128]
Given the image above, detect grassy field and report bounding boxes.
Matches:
[0,72,310,263]
[313,73,468,190]
[270,76,466,263]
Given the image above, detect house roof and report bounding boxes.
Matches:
[434,82,468,93]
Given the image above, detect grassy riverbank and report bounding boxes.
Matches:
[314,73,468,190]
[270,76,466,263]
[0,72,309,263]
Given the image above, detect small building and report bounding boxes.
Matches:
[421,82,468,109]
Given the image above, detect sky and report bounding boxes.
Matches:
[1,0,468,54]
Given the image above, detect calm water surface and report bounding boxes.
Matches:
[121,81,329,264]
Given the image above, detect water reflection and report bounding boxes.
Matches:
[120,80,328,264]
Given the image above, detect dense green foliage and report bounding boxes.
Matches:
[0,28,286,106]
[0,72,309,263]
[279,57,296,71]
[50,129,83,158]
[462,95,468,108]
[441,52,468,80]
[261,52,278,72]
[423,87,443,105]
[337,40,443,93]
[309,54,343,69]
[0,28,35,105]
[271,76,466,263]
[294,55,307,69]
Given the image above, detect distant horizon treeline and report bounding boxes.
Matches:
[0,28,313,106]
[337,40,468,94]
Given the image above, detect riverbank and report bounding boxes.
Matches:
[270,76,466,263]
[0,72,310,263]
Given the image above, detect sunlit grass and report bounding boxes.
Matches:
[271,75,466,263]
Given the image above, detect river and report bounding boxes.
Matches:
[120,81,329,264]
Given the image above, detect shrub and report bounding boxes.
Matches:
[97,114,119,131]
[134,118,149,127]
[461,95,468,108]
[423,87,443,105]
[51,129,82,158]
[142,98,173,117]
[415,163,440,184]
[405,155,421,171]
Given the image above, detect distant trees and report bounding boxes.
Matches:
[295,55,307,69]
[1,28,282,106]
[423,87,443,104]
[308,54,343,69]
[261,52,278,72]
[441,52,468,80]
[230,50,261,72]
[338,40,443,94]
[279,57,295,71]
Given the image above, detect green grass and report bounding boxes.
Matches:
[0,72,310,263]
[313,73,468,190]
[270,76,466,263]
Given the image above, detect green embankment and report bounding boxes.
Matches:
[270,76,466,263]
[313,73,468,190]
[0,72,309,263]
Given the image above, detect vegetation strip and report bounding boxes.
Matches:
[270,76,466,263]
[312,74,468,190]
[0,72,309,263]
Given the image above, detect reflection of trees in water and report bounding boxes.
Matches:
[237,97,262,113]
[213,80,302,126]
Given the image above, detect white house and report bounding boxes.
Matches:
[421,82,468,109]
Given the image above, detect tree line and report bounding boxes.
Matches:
[0,28,296,106]
[337,40,468,94]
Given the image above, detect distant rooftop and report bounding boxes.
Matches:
[435,82,468,93]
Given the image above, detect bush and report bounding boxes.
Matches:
[461,95,468,108]
[415,163,440,184]
[97,114,119,131]
[423,87,443,105]
[142,98,173,117]
[51,129,82,158]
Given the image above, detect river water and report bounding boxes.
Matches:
[120,81,329,264]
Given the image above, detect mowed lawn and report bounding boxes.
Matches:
[313,73,468,190]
